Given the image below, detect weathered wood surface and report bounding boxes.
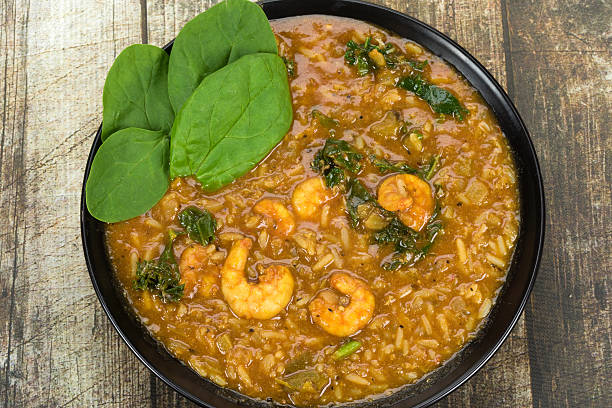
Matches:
[0,0,609,407]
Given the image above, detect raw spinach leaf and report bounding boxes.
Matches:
[134,230,184,302]
[397,74,468,120]
[169,53,292,191]
[86,128,169,222]
[168,0,278,112]
[178,207,217,245]
[311,138,363,188]
[101,45,174,141]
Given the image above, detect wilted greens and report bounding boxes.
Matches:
[344,37,398,76]
[133,230,184,302]
[311,138,363,188]
[178,207,217,245]
[397,75,468,120]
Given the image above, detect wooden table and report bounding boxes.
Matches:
[1,0,610,406]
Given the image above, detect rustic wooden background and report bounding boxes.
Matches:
[1,0,610,407]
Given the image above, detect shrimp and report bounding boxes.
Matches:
[308,272,375,337]
[377,174,434,231]
[253,198,296,236]
[221,238,295,319]
[291,176,336,219]
[179,244,220,298]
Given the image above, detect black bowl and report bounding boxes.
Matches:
[81,0,545,406]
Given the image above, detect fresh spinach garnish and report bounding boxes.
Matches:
[168,0,278,112]
[397,75,468,120]
[134,230,184,302]
[374,209,443,271]
[178,207,217,245]
[169,53,292,191]
[85,128,169,223]
[311,138,363,188]
[101,45,174,141]
[87,0,292,223]
[344,37,397,76]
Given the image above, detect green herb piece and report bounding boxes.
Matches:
[275,369,328,393]
[85,128,169,223]
[397,74,469,120]
[311,139,363,188]
[312,109,339,128]
[169,53,292,191]
[374,211,443,271]
[134,230,184,302]
[370,154,419,175]
[332,340,362,360]
[282,56,296,77]
[407,59,428,72]
[369,154,441,180]
[178,207,217,245]
[168,0,278,112]
[344,37,397,76]
[101,45,174,141]
[422,155,440,180]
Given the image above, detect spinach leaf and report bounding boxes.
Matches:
[101,45,174,141]
[370,154,440,180]
[374,211,443,271]
[169,53,292,191]
[134,230,184,302]
[168,0,278,112]
[178,207,217,245]
[369,154,419,175]
[86,128,169,223]
[311,139,363,188]
[345,37,397,76]
[397,74,469,120]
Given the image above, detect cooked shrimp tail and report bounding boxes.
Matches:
[309,272,375,337]
[377,174,434,231]
[253,199,296,236]
[292,176,336,219]
[221,238,295,319]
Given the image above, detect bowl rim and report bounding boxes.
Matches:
[80,1,545,407]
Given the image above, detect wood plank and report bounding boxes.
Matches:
[0,0,152,406]
[505,1,612,406]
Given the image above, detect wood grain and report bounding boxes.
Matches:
[505,1,611,406]
[0,0,609,407]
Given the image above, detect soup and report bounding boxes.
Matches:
[106,15,519,406]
